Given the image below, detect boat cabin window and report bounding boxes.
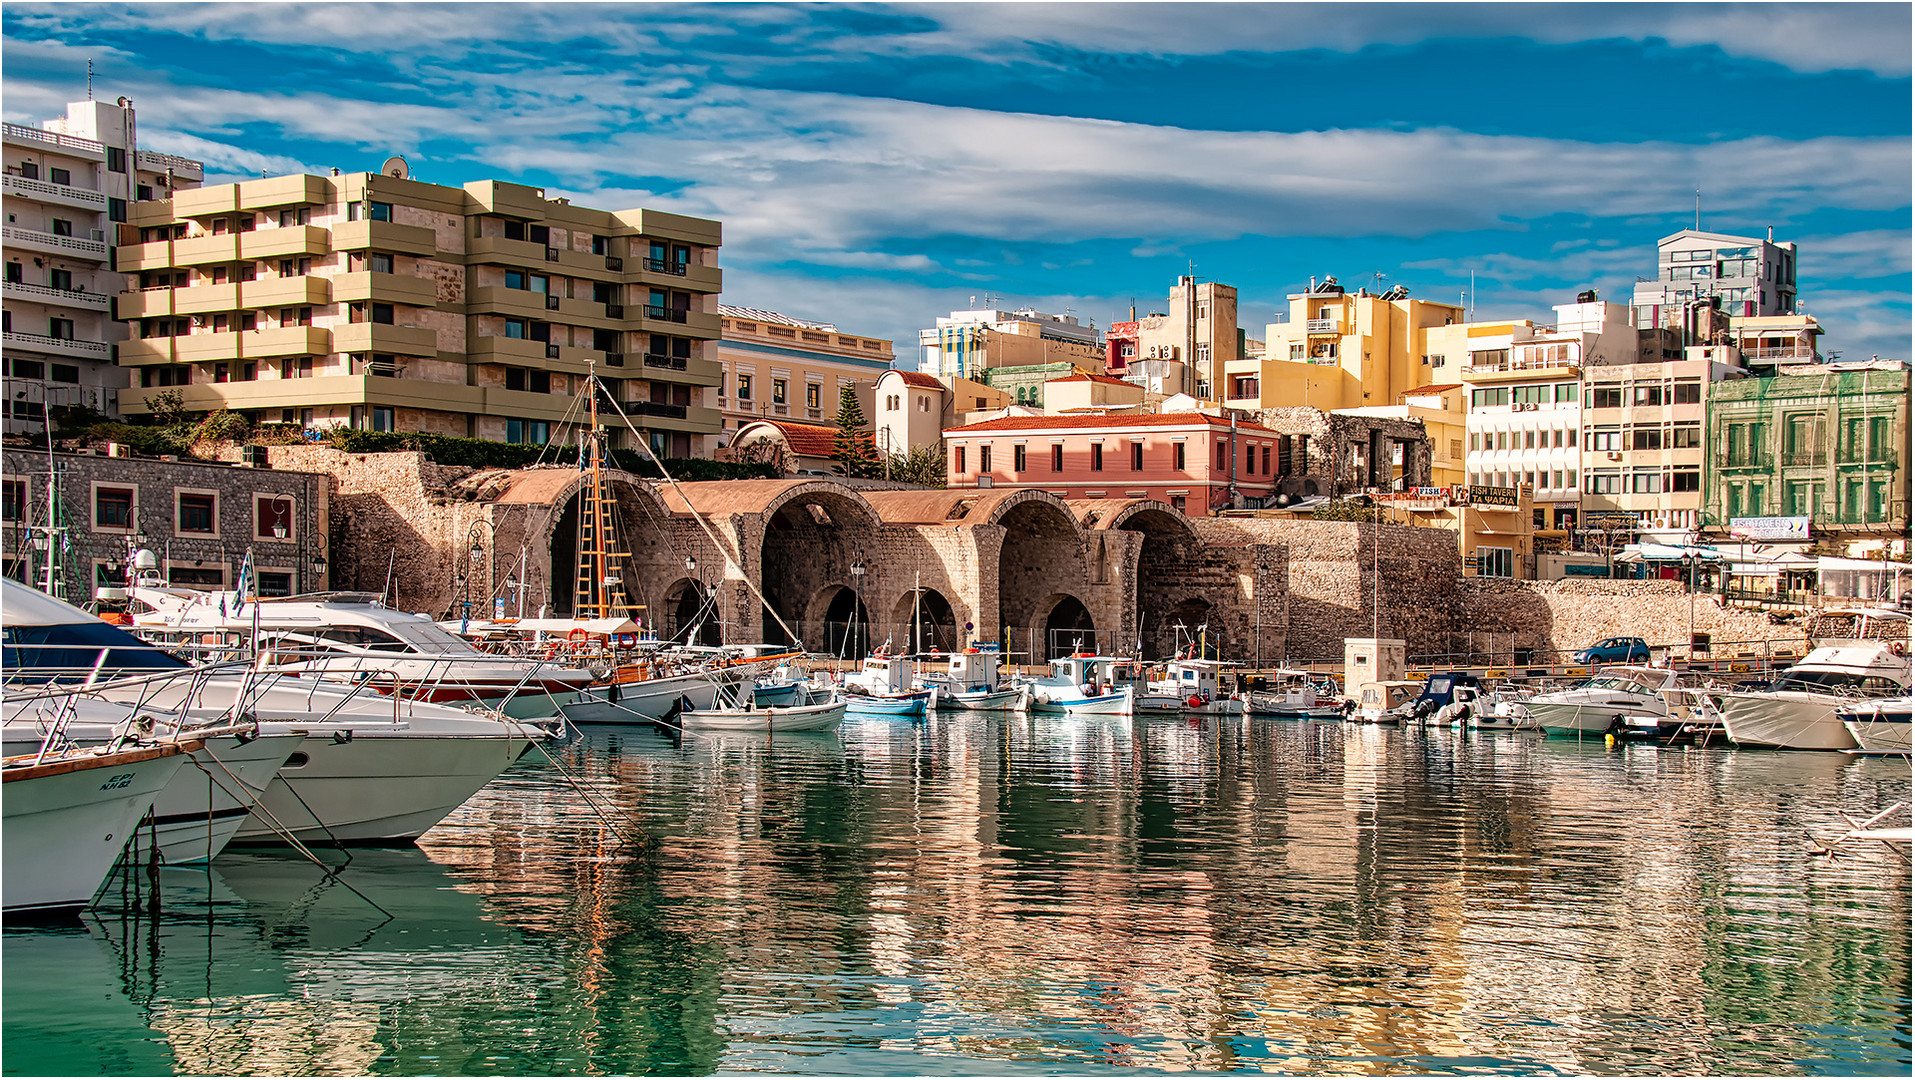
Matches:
[314,626,410,652]
[1774,671,1904,695]
[2,620,187,676]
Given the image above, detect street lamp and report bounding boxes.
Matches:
[848,557,867,658]
[1253,559,1270,669]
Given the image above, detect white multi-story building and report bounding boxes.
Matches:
[916,306,1102,380]
[3,96,202,432]
[1631,228,1797,330]
[1459,298,1637,530]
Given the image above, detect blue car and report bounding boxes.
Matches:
[1573,637,1650,664]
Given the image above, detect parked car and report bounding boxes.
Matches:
[1572,636,1650,664]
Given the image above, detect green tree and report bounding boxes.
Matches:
[1310,497,1381,523]
[831,384,882,479]
[885,442,948,487]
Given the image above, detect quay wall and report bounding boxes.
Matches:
[1458,578,1810,661]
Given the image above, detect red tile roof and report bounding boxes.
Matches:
[882,370,945,389]
[1052,372,1134,386]
[740,418,853,458]
[1401,383,1463,394]
[944,412,1281,437]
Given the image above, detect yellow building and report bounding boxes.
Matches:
[1224,278,1465,412]
[117,171,725,457]
[715,306,894,435]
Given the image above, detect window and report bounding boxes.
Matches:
[18,162,36,179]
[2,479,24,522]
[369,201,392,222]
[1495,432,1506,450]
[370,303,394,324]
[95,486,135,530]
[737,373,752,400]
[1051,444,1063,472]
[108,198,127,223]
[50,219,73,237]
[1091,443,1104,471]
[369,253,395,274]
[1586,385,1623,409]
[1673,380,1701,404]
[177,492,217,535]
[1671,425,1701,449]
[1132,441,1145,471]
[1014,444,1027,472]
[1470,387,1510,408]
[256,572,294,599]
[808,384,822,410]
[1632,428,1662,451]
[1245,444,1255,473]
[1477,547,1514,578]
[1260,446,1270,474]
[772,379,787,405]
[48,317,74,340]
[1631,471,1661,493]
[255,497,295,541]
[1469,433,1480,451]
[1585,472,1620,494]
[1589,429,1622,452]
[1670,470,1700,492]
[979,445,992,473]
[371,406,394,432]
[1215,441,1227,470]
[954,445,965,473]
[504,419,550,445]
[1524,431,1536,449]
[504,319,526,339]
[1632,384,1665,407]
[49,166,72,185]
[1174,443,1186,471]
[106,147,126,173]
[1556,383,1577,403]
[169,567,225,588]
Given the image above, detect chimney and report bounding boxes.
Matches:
[1767,225,1774,242]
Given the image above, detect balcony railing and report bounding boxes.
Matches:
[629,401,687,420]
[642,352,687,370]
[645,304,688,323]
[1,280,110,309]
[1745,347,1817,361]
[2,330,110,357]
[135,149,204,176]
[2,174,107,209]
[1305,318,1339,334]
[2,225,107,258]
[1781,450,1825,467]
[644,257,688,276]
[2,123,104,157]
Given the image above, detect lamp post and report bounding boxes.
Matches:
[848,556,866,659]
[1685,551,1699,665]
[1253,558,1270,669]
[464,520,493,620]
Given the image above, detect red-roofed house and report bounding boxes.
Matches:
[942,412,1282,515]
[729,418,871,475]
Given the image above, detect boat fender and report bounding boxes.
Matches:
[1187,695,1206,709]
[609,682,621,704]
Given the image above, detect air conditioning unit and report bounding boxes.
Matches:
[105,442,130,458]
[545,343,560,359]
[545,247,559,262]
[544,295,559,310]
[1606,451,1623,460]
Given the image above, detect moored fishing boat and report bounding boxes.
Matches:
[4,740,199,916]
[1840,696,1911,756]
[842,689,934,716]
[916,645,1028,711]
[1027,653,1137,716]
[1138,658,1244,715]
[1246,669,1344,718]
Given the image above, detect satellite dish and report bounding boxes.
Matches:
[381,156,409,180]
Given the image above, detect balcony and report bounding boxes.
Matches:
[467,335,552,365]
[117,373,483,417]
[1,331,110,360]
[483,386,577,421]
[641,354,722,387]
[642,306,721,338]
[3,225,107,260]
[117,325,330,365]
[333,321,440,357]
[624,402,722,434]
[115,226,331,271]
[466,234,550,266]
[467,284,563,320]
[643,257,688,277]
[2,280,110,311]
[1781,450,1826,468]
[2,174,108,211]
[333,270,438,307]
[2,123,105,160]
[642,352,687,371]
[135,149,204,182]
[1305,318,1341,334]
[1744,347,1817,362]
[330,219,437,258]
[644,304,687,323]
[118,277,333,319]
[629,400,687,420]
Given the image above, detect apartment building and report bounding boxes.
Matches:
[917,306,1102,380]
[1703,361,1908,543]
[715,306,893,435]
[943,412,1284,514]
[1227,278,1465,413]
[116,171,724,457]
[1632,228,1798,329]
[1104,277,1240,401]
[1578,345,1749,535]
[3,97,202,432]
[1452,298,1638,530]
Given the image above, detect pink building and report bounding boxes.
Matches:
[943,412,1281,515]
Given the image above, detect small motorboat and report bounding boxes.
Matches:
[942,685,1030,711]
[843,689,934,717]
[667,691,846,732]
[1840,695,1912,756]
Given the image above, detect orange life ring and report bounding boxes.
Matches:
[567,628,589,642]
[614,632,638,648]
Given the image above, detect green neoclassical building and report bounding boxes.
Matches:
[1702,361,1909,544]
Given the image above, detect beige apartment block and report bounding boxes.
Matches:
[1581,347,1750,535]
[1106,277,1240,402]
[715,305,893,435]
[917,306,1103,380]
[1227,279,1465,413]
[116,171,723,457]
[4,96,202,432]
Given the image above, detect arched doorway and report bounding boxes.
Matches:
[894,588,958,654]
[994,496,1087,654]
[1041,595,1096,660]
[1115,505,1202,660]
[816,585,870,659]
[1164,597,1226,659]
[663,577,721,645]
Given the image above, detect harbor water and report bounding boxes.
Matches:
[5,713,1909,1076]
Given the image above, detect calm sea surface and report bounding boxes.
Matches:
[5,714,1909,1076]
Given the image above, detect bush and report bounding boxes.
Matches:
[1310,497,1381,523]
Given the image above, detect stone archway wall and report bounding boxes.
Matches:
[991,492,1094,655]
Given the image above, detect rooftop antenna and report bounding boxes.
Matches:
[1695,188,1701,232]
[86,58,93,100]
[1469,270,1476,322]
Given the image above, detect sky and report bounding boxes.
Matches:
[5,2,1909,363]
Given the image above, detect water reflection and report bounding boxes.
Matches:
[4,714,1907,1076]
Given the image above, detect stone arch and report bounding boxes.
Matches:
[893,587,958,654]
[1162,597,1227,659]
[758,482,885,651]
[809,583,871,658]
[1107,502,1208,660]
[661,576,721,645]
[539,472,679,618]
[1040,593,1098,660]
[993,493,1090,656]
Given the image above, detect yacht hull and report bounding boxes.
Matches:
[1525,696,1665,737]
[3,744,193,916]
[558,671,731,725]
[1719,691,1860,751]
[679,700,845,732]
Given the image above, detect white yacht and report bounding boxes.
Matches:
[130,586,592,715]
[1719,643,1911,751]
[1839,696,1911,756]
[4,579,544,844]
[4,740,197,916]
[1521,666,1682,737]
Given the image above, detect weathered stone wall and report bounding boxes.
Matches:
[1458,578,1809,661]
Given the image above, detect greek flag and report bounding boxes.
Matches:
[232,553,253,613]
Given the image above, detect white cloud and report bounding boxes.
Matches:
[1794,229,1913,281]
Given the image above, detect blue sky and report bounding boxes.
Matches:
[6,3,1909,361]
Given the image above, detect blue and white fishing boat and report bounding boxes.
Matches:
[916,645,1029,712]
[1026,653,1136,716]
[843,689,933,716]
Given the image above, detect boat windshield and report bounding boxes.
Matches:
[2,619,187,682]
[1770,670,1906,696]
